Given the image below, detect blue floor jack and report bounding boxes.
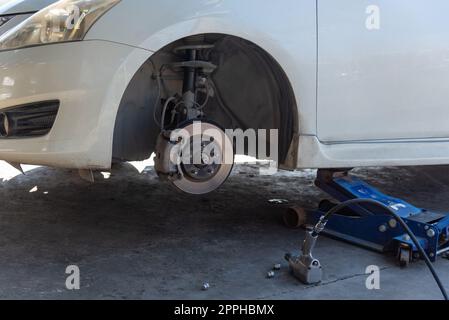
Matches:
[285,169,449,269]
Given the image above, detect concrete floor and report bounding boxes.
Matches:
[0,160,448,300]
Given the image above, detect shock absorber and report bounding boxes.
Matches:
[170,44,217,121]
[182,47,197,116]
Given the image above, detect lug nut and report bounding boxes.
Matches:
[201,282,210,291]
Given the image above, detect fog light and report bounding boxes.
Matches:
[0,101,59,138]
[0,112,10,137]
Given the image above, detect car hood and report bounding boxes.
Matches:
[0,0,56,15]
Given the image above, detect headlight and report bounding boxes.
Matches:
[0,0,120,51]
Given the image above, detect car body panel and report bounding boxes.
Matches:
[0,40,151,169]
[87,0,317,136]
[298,135,449,169]
[317,0,449,142]
[1,0,449,170]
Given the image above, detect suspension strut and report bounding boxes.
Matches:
[173,44,216,121]
[182,47,197,115]
[154,43,234,195]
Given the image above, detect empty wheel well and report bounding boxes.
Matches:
[112,34,299,167]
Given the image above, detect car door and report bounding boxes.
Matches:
[317,0,449,142]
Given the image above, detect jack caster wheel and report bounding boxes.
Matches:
[398,245,412,268]
[284,207,308,229]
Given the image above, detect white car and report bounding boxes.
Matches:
[0,0,449,194]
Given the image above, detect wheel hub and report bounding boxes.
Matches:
[155,122,234,195]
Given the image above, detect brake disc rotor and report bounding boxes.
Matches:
[172,122,234,195]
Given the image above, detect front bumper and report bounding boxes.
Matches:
[0,40,151,169]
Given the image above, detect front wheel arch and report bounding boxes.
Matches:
[112,34,300,168]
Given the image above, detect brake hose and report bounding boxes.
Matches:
[313,198,448,300]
